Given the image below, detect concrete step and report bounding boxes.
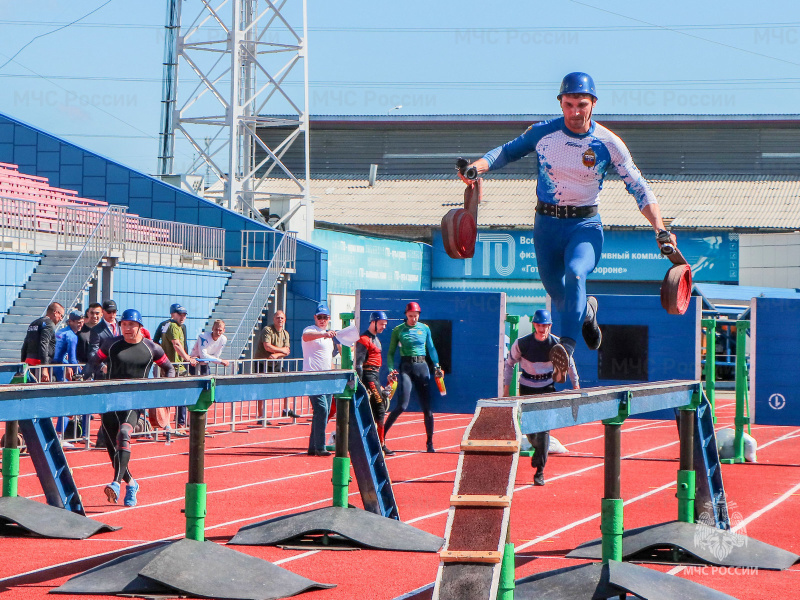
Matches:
[25,274,71,284]
[12,286,58,303]
[2,315,40,325]
[10,297,56,310]
[229,269,268,279]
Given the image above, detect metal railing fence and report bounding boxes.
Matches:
[7,357,318,448]
[49,205,128,313]
[126,217,224,264]
[224,231,297,360]
[241,229,297,268]
[0,197,37,253]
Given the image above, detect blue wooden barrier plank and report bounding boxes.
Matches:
[0,372,350,422]
[214,371,350,402]
[491,381,698,435]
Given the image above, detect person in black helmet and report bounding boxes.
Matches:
[355,310,394,456]
[504,309,579,486]
[460,72,677,372]
[85,308,175,507]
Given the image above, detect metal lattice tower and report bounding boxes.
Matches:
[158,0,311,237]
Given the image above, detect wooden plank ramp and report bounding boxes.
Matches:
[432,401,521,600]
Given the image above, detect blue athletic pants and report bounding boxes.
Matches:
[533,214,604,348]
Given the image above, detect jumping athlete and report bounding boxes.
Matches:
[355,311,395,456]
[384,302,443,453]
[461,72,676,371]
[504,309,579,486]
[85,309,175,506]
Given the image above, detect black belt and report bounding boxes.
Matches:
[402,355,427,363]
[536,202,598,219]
[362,365,380,372]
[522,370,553,381]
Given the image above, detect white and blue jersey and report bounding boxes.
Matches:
[483,117,656,211]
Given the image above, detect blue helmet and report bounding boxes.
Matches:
[532,309,552,325]
[370,310,388,322]
[558,72,597,100]
[120,309,143,325]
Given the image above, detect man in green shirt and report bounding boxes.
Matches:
[384,301,443,453]
[160,303,196,427]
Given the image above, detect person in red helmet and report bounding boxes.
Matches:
[385,302,443,453]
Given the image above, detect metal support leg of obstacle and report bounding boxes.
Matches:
[506,315,520,398]
[701,318,716,423]
[332,312,354,506]
[677,408,696,524]
[723,320,751,464]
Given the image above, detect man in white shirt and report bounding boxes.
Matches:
[190,319,229,375]
[301,303,337,456]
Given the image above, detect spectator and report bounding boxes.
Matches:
[89,300,121,367]
[21,301,64,382]
[190,319,229,375]
[160,303,196,428]
[53,310,84,445]
[77,302,102,364]
[255,311,290,372]
[54,311,84,382]
[153,303,188,346]
[301,303,337,457]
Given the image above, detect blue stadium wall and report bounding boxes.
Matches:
[0,111,327,339]
[0,252,39,318]
[113,263,230,341]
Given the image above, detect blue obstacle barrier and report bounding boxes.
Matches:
[356,290,506,415]
[752,297,800,426]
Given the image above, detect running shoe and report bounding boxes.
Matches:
[549,344,570,383]
[104,481,120,504]
[582,296,602,350]
[382,445,395,456]
[124,479,139,507]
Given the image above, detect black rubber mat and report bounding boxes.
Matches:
[607,559,738,600]
[0,496,119,540]
[514,563,619,599]
[567,520,799,570]
[52,545,172,595]
[54,538,335,600]
[229,506,444,552]
[140,538,335,600]
[515,560,739,600]
[437,563,496,600]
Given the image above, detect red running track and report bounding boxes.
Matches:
[0,391,798,600]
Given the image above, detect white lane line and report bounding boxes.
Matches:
[758,428,800,451]
[514,480,677,552]
[15,413,473,478]
[667,479,800,576]
[29,420,471,501]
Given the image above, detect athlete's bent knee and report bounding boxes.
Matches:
[117,423,133,451]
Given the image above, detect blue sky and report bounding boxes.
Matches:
[0,0,798,174]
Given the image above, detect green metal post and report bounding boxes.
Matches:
[332,312,355,505]
[2,422,20,497]
[732,320,751,464]
[185,380,214,541]
[600,394,629,564]
[2,370,28,498]
[497,537,515,600]
[505,315,520,397]
[677,408,696,523]
[701,318,717,423]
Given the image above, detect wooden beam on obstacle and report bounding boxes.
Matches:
[433,401,521,600]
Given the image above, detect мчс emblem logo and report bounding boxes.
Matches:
[582,148,596,167]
